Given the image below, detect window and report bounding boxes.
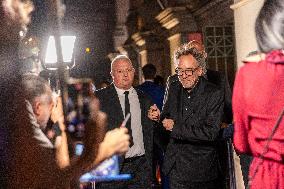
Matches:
[204,26,235,86]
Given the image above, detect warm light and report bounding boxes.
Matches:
[45,36,76,64]
[28,38,33,42]
[19,30,25,37]
[85,47,90,53]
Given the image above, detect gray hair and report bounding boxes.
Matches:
[110,55,133,73]
[174,43,207,75]
[22,74,52,105]
[255,0,284,53]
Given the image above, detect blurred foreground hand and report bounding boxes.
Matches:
[83,97,130,165]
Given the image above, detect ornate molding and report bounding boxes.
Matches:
[116,46,128,54]
[107,52,121,61]
[155,6,197,33]
[155,7,185,30]
[193,0,228,16]
[230,0,258,10]
[131,32,146,47]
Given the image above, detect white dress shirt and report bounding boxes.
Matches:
[114,86,145,158]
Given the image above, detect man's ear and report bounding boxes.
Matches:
[33,100,41,116]
[197,67,203,76]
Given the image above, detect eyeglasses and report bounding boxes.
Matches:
[175,67,199,76]
[114,68,134,74]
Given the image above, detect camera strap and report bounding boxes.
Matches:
[247,107,284,188]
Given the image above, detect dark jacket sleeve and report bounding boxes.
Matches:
[161,77,179,121]
[171,89,224,142]
[223,75,233,124]
[154,76,179,150]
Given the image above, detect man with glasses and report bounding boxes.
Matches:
[95,55,154,189]
[149,43,224,188]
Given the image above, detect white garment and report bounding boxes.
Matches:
[114,86,145,158]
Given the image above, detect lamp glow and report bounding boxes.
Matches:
[45,36,76,64]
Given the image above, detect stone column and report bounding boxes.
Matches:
[131,32,146,84]
[167,33,181,74]
[113,0,129,50]
[132,31,170,84]
[156,7,198,74]
[230,2,265,189]
[231,0,264,69]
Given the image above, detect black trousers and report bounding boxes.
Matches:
[96,155,152,189]
[169,165,221,189]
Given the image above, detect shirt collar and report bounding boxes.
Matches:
[114,85,135,96]
[145,79,154,82]
[184,77,204,97]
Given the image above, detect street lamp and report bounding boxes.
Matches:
[44,35,76,70]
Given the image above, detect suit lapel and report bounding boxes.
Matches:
[107,84,124,125]
[177,84,184,122]
[136,89,146,130]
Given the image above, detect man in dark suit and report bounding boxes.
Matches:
[164,70,232,125]
[161,40,234,188]
[163,70,233,188]
[95,55,154,189]
[149,43,224,189]
[137,63,165,110]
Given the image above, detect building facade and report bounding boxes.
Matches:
[112,0,236,86]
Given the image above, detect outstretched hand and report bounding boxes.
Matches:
[83,97,130,165]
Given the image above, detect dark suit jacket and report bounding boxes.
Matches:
[160,70,233,151]
[95,84,153,173]
[206,70,233,124]
[163,70,232,124]
[162,77,224,182]
[137,81,165,110]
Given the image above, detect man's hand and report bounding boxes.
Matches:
[148,104,160,121]
[162,118,174,131]
[50,97,65,130]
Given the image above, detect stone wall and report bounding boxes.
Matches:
[112,0,236,85]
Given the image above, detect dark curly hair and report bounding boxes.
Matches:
[174,42,207,75]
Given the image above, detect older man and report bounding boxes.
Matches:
[95,55,154,189]
[151,44,224,189]
[160,41,235,188]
